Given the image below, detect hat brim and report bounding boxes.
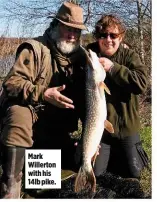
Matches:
[55,17,88,31]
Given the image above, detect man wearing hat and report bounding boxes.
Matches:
[0,1,88,198]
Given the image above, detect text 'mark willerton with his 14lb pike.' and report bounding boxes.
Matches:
[74,49,114,193]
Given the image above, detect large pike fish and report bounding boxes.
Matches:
[74,49,114,193]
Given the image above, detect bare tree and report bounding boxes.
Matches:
[0,0,151,59]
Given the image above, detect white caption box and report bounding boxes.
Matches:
[25,149,61,189]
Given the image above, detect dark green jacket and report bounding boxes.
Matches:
[87,42,147,138]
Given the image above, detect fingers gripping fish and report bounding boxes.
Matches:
[74,49,114,193]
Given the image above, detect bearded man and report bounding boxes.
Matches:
[0,1,88,198]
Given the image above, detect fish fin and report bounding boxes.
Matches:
[92,148,99,167]
[74,166,96,193]
[99,81,111,95]
[104,120,114,133]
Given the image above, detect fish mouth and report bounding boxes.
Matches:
[87,49,105,79]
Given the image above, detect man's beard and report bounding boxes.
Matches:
[56,40,79,55]
[50,26,80,55]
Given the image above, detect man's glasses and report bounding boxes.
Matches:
[98,32,123,39]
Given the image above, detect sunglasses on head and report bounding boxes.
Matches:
[98,32,123,39]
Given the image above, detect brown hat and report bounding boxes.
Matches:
[54,1,87,30]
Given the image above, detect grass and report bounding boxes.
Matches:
[139,126,152,197]
[140,126,151,157]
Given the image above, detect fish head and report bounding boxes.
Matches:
[87,49,106,85]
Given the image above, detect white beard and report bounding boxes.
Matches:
[50,26,80,55]
[56,40,79,55]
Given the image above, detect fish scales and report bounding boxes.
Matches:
[83,88,106,166]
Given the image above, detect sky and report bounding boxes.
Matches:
[0,0,58,37]
[0,0,26,37]
[0,0,91,38]
[0,0,152,38]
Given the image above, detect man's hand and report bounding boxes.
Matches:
[99,57,114,72]
[44,85,75,109]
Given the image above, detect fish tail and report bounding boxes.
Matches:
[74,166,96,193]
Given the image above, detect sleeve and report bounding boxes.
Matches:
[2,43,47,105]
[109,50,148,94]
